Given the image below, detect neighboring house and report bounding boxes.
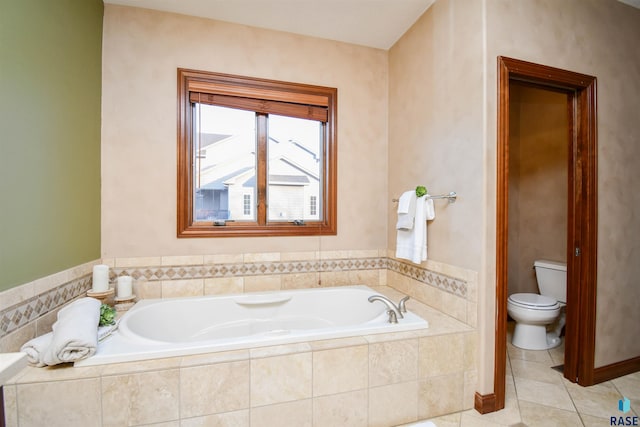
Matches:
[195,132,320,222]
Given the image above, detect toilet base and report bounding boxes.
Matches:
[512,323,562,350]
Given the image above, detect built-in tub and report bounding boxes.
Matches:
[76,285,428,366]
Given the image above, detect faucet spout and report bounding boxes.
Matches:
[368,295,403,323]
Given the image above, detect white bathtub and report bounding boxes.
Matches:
[76,285,428,366]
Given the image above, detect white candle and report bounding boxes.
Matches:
[92,265,110,292]
[117,275,133,298]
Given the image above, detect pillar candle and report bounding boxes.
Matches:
[92,265,110,292]
[117,275,133,298]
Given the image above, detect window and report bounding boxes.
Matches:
[177,69,337,237]
[310,195,317,217]
[243,194,251,216]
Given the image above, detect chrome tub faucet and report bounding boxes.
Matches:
[368,294,409,324]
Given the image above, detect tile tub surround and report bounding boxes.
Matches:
[0,251,477,353]
[0,260,100,353]
[3,287,477,427]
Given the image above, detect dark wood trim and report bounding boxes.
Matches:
[177,68,338,238]
[494,56,598,409]
[0,386,5,427]
[474,392,497,414]
[494,57,510,413]
[593,356,640,384]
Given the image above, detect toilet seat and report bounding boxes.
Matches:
[508,293,560,310]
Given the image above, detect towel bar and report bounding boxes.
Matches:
[392,191,457,204]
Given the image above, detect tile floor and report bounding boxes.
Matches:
[423,322,640,426]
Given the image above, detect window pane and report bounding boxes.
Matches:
[193,104,256,222]
[267,115,322,222]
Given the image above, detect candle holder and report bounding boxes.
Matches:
[114,294,137,312]
[87,288,115,305]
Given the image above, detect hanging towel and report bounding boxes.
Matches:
[425,194,435,221]
[396,190,417,230]
[41,297,101,365]
[396,195,429,264]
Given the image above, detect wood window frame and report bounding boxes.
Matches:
[177,68,337,238]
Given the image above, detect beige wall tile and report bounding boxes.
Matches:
[204,277,244,295]
[2,384,17,427]
[180,410,249,427]
[243,275,281,293]
[313,389,368,427]
[161,279,203,298]
[440,291,467,323]
[250,352,312,406]
[161,255,204,266]
[317,271,350,287]
[115,256,162,268]
[0,323,35,353]
[281,272,319,289]
[0,283,34,312]
[99,357,182,377]
[308,336,368,351]
[180,361,250,417]
[368,381,418,427]
[244,252,280,263]
[280,251,318,262]
[17,378,101,427]
[418,373,464,419]
[348,269,380,287]
[249,343,311,359]
[181,349,249,368]
[250,399,312,427]
[101,369,179,426]
[464,332,478,372]
[17,364,101,384]
[35,306,61,336]
[32,269,71,295]
[203,253,244,264]
[419,334,464,378]
[313,345,368,396]
[369,339,419,387]
[464,369,478,410]
[134,279,162,299]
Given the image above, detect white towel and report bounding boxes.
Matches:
[41,297,101,365]
[396,195,433,264]
[20,332,53,367]
[425,195,435,220]
[396,190,417,230]
[21,297,99,366]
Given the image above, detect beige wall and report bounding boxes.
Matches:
[485,0,640,368]
[388,0,487,390]
[101,0,640,397]
[101,5,388,258]
[508,84,568,296]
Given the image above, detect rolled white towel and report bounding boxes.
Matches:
[20,332,53,367]
[42,297,101,366]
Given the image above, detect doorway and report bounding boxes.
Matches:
[493,57,598,412]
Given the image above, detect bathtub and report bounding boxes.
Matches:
[76,285,428,366]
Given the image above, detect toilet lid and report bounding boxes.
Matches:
[509,293,558,308]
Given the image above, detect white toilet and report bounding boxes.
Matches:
[507,259,567,350]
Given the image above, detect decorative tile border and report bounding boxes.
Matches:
[0,256,468,339]
[0,275,91,339]
[111,257,388,281]
[387,258,468,299]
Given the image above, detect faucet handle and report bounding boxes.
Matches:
[398,296,410,313]
[387,310,398,324]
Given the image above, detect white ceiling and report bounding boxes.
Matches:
[104,0,640,50]
[103,0,436,50]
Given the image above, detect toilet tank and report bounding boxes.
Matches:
[534,260,567,303]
